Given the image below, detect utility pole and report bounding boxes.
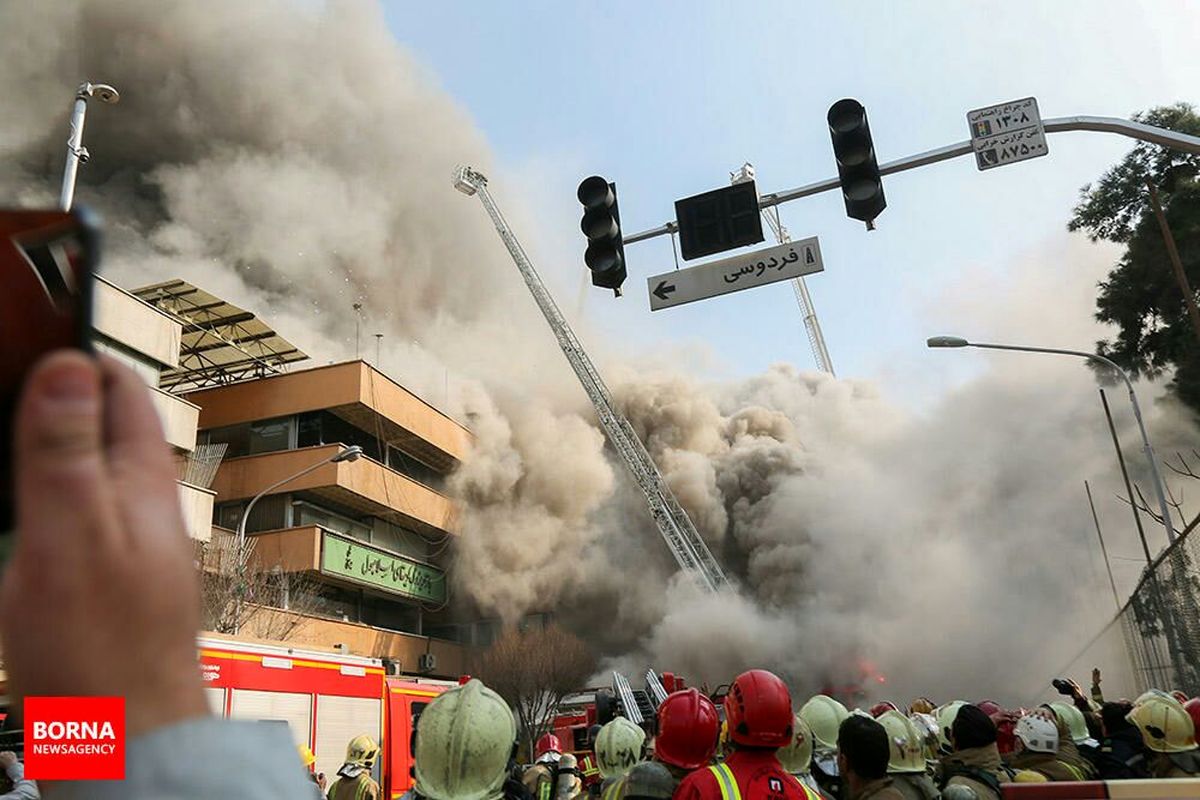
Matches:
[1084,479,1122,611]
[1146,180,1200,345]
[353,302,363,358]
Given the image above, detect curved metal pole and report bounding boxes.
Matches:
[623,115,1200,245]
[233,445,359,633]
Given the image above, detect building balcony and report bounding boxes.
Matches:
[151,387,200,452]
[248,526,447,606]
[211,444,457,537]
[93,277,181,369]
[185,361,469,472]
[179,480,215,543]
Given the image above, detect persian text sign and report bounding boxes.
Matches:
[967,96,1048,171]
[321,531,446,603]
[646,237,823,311]
[24,696,125,780]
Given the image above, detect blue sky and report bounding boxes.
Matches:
[384,1,1200,405]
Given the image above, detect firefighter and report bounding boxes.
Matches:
[936,704,1009,799]
[555,754,583,799]
[579,724,604,797]
[1006,711,1083,782]
[777,714,829,798]
[836,715,905,800]
[524,734,563,800]
[1044,703,1097,779]
[298,745,324,799]
[602,688,719,799]
[799,694,849,798]
[327,735,381,800]
[1127,694,1200,778]
[875,711,937,800]
[0,752,38,800]
[674,669,819,800]
[595,718,646,784]
[405,678,519,800]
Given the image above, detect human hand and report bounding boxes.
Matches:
[1092,667,1101,686]
[0,352,207,737]
[0,752,15,769]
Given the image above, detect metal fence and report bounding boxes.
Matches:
[1118,522,1200,695]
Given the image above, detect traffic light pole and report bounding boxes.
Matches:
[623,115,1200,246]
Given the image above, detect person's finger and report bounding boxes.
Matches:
[98,355,189,555]
[13,351,116,559]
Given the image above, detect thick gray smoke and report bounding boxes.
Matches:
[2,0,1196,705]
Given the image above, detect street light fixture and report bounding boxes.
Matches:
[232,444,362,633]
[60,81,120,211]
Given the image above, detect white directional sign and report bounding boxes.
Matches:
[967,97,1048,171]
[647,237,823,312]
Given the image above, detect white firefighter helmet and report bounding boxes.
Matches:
[555,753,582,799]
[413,678,517,800]
[799,695,849,752]
[595,717,645,780]
[1048,702,1096,747]
[777,714,814,774]
[876,710,926,774]
[1015,712,1059,755]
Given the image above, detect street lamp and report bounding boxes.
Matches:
[926,335,1177,544]
[233,444,362,633]
[60,82,120,211]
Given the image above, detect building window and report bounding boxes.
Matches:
[291,500,373,541]
[249,416,295,455]
[213,494,289,534]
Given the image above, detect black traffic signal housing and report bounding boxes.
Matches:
[827,98,886,226]
[578,175,627,295]
[674,181,764,261]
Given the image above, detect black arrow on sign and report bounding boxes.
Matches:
[652,280,676,301]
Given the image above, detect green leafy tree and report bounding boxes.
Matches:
[1069,104,1200,410]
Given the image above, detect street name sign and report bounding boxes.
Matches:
[647,237,823,312]
[967,97,1048,171]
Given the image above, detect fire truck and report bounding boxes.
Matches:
[199,634,453,798]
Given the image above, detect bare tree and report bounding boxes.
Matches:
[196,531,327,639]
[475,624,595,760]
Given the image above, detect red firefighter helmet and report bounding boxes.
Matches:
[976,700,1004,718]
[536,733,562,760]
[1185,698,1200,735]
[656,689,719,770]
[724,669,794,749]
[870,701,899,718]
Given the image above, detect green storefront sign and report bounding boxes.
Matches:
[321,532,446,604]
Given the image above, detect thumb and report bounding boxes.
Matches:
[13,351,112,559]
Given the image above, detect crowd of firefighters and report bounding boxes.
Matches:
[309,668,1200,800]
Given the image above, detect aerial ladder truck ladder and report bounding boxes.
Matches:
[453,166,730,593]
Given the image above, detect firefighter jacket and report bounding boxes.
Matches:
[1093,726,1147,780]
[847,778,907,800]
[327,770,380,800]
[1149,750,1200,778]
[1006,751,1086,782]
[524,763,556,800]
[888,772,939,800]
[938,743,1008,800]
[674,748,822,800]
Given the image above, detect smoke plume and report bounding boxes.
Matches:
[2,0,1195,706]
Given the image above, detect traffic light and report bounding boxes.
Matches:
[578,175,627,295]
[827,98,886,225]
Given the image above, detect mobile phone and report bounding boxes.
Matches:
[0,207,99,543]
[1051,678,1074,695]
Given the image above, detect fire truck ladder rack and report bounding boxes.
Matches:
[453,165,731,593]
[645,669,669,707]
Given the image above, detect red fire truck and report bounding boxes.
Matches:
[199,634,453,798]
